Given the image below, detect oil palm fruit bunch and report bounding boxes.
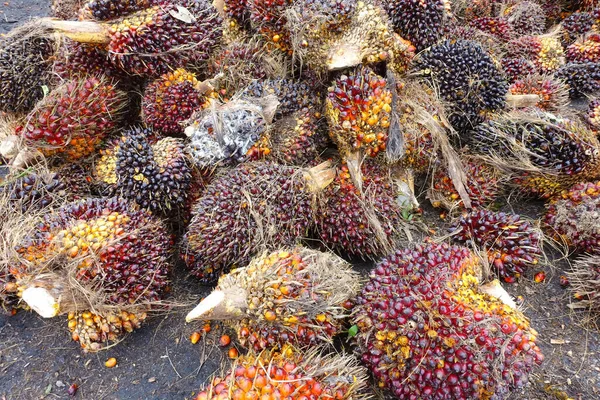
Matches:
[414,40,508,133]
[316,161,403,259]
[247,0,293,53]
[567,254,600,313]
[544,181,600,254]
[186,247,360,351]
[326,66,392,159]
[243,78,318,120]
[556,62,600,98]
[504,1,546,36]
[450,209,542,283]
[182,161,335,282]
[51,0,84,19]
[53,39,123,80]
[79,0,160,20]
[222,0,250,25]
[326,1,415,73]
[471,111,600,198]
[429,158,504,211]
[506,34,565,73]
[566,33,600,63]
[12,197,172,351]
[383,0,451,52]
[185,99,271,168]
[142,69,211,136]
[193,345,368,400]
[18,75,127,161]
[586,98,600,129]
[562,11,595,44]
[502,57,536,83]
[354,241,544,399]
[0,25,55,114]
[1,169,68,212]
[44,0,223,76]
[509,74,570,112]
[94,127,191,216]
[470,16,513,41]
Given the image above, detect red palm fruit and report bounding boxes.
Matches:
[567,254,600,313]
[53,39,123,80]
[248,0,293,53]
[19,76,127,161]
[450,209,542,282]
[354,241,543,399]
[181,161,335,282]
[429,158,504,211]
[506,35,565,73]
[44,0,223,77]
[142,69,210,136]
[186,248,360,352]
[326,66,392,158]
[567,33,600,63]
[316,162,403,259]
[194,345,368,400]
[470,16,513,41]
[12,197,172,351]
[586,98,600,130]
[544,181,600,254]
[223,0,249,23]
[502,57,536,83]
[509,74,570,112]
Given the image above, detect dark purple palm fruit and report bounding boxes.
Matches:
[544,181,600,254]
[562,11,594,44]
[181,161,335,282]
[78,0,161,20]
[556,62,600,98]
[470,16,514,41]
[450,209,542,283]
[354,241,544,399]
[502,57,536,83]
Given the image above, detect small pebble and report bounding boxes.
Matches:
[105,357,117,368]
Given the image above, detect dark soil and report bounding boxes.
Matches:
[1,3,600,400]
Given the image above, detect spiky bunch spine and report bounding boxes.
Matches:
[113,128,191,215]
[556,62,600,98]
[567,255,600,312]
[79,0,160,20]
[544,181,600,254]
[502,58,536,83]
[509,74,570,112]
[326,67,392,158]
[68,310,146,352]
[587,98,600,129]
[415,40,507,132]
[0,34,54,113]
[470,17,513,41]
[354,241,543,399]
[504,1,546,35]
[243,79,317,119]
[562,11,594,43]
[430,159,503,210]
[182,162,316,282]
[451,209,542,282]
[210,248,360,351]
[106,1,223,76]
[19,76,126,161]
[566,33,600,63]
[195,345,368,400]
[384,0,450,52]
[472,112,600,197]
[142,69,207,136]
[317,162,402,259]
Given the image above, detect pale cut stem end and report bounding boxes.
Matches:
[21,287,60,318]
[40,18,109,44]
[186,290,225,322]
[506,93,541,108]
[480,279,517,309]
[327,44,362,70]
[305,161,336,192]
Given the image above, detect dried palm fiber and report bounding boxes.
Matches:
[325,1,415,73]
[186,247,360,351]
[17,75,127,162]
[93,127,192,216]
[10,197,172,351]
[0,116,40,169]
[544,181,600,254]
[450,209,543,283]
[315,160,406,259]
[181,161,335,282]
[413,39,508,134]
[451,0,502,22]
[194,345,369,400]
[0,22,57,114]
[471,111,600,198]
[354,240,543,399]
[185,95,278,168]
[508,74,570,113]
[51,0,85,19]
[567,254,600,313]
[41,0,223,76]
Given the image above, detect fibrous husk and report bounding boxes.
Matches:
[567,254,600,313]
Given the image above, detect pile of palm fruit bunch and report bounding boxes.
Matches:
[5,0,600,397]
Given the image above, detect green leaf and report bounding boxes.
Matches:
[41,85,49,97]
[347,325,358,338]
[45,384,52,394]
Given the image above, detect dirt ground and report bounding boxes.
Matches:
[1,2,600,400]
